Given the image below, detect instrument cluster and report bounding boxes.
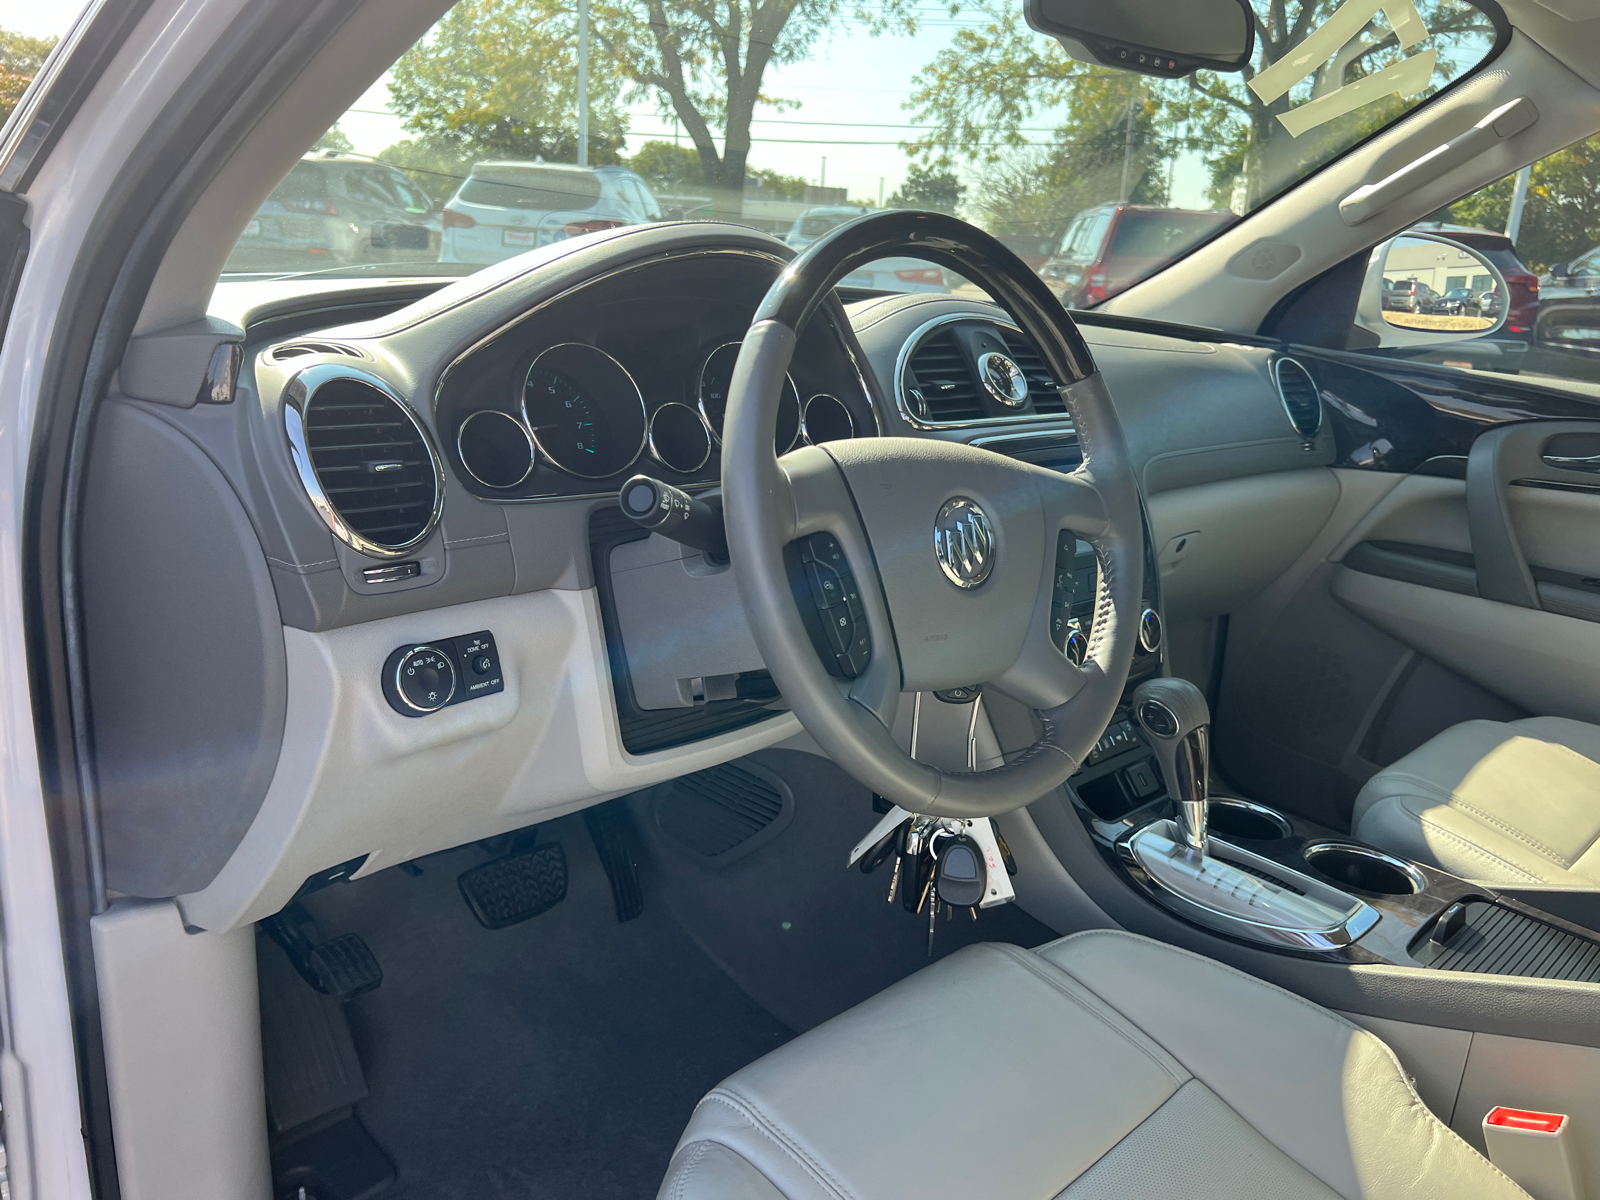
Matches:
[435,252,878,502]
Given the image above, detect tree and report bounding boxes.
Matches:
[885,163,965,214]
[1438,138,1600,274]
[0,28,57,126]
[903,0,1494,225]
[312,125,354,154]
[387,0,630,175]
[592,0,912,217]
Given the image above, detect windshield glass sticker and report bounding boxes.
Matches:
[1250,0,1433,136]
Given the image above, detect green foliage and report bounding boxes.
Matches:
[0,28,57,125]
[624,140,810,199]
[387,0,629,170]
[312,126,354,153]
[1441,138,1600,274]
[885,163,965,214]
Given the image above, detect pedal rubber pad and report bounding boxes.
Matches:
[458,842,568,930]
[307,934,383,1000]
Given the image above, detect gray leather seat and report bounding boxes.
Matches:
[659,930,1526,1199]
[1354,717,1600,888]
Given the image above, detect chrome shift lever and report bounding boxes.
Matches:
[1131,678,1211,854]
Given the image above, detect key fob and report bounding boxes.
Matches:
[859,819,905,875]
[934,835,986,909]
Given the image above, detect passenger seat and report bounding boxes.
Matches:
[1353,717,1600,887]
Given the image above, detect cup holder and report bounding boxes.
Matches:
[1303,842,1426,896]
[1206,799,1293,841]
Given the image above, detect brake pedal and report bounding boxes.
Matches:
[261,903,382,1000]
[458,842,568,929]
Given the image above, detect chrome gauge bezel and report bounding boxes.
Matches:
[800,392,855,445]
[696,339,802,453]
[456,408,536,489]
[521,341,648,481]
[647,401,713,474]
[282,362,446,560]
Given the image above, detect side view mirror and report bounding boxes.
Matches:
[1549,262,1571,280]
[1024,0,1255,77]
[1354,232,1509,348]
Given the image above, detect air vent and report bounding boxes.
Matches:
[1274,357,1323,440]
[271,340,368,362]
[1002,335,1065,413]
[286,373,442,558]
[904,330,985,421]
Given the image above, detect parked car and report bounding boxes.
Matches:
[784,206,953,292]
[1381,278,1440,313]
[224,152,440,271]
[1038,203,1235,307]
[1540,246,1600,302]
[1407,222,1540,338]
[1478,289,1504,318]
[1434,287,1481,316]
[440,162,665,264]
[993,233,1056,272]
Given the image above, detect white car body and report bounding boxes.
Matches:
[785,206,952,293]
[440,162,664,265]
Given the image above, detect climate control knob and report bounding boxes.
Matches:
[1138,607,1163,654]
[391,645,458,713]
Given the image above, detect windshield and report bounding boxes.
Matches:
[222,0,1498,307]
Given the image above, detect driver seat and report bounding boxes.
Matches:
[659,931,1526,1199]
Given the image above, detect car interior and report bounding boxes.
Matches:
[14,0,1600,1197]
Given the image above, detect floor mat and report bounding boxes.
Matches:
[302,816,791,1200]
[630,747,1059,1032]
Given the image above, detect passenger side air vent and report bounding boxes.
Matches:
[285,373,443,558]
[904,330,986,421]
[1002,335,1065,414]
[1273,357,1322,440]
[271,340,368,362]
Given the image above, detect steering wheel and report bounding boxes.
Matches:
[723,211,1143,817]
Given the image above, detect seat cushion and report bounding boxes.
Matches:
[1353,717,1600,887]
[659,930,1527,1200]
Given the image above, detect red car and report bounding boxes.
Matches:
[1407,222,1540,338]
[1039,203,1236,307]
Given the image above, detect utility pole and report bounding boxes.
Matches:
[577,0,589,166]
[1119,95,1136,202]
[1505,163,1532,244]
[878,177,884,207]
[820,156,827,188]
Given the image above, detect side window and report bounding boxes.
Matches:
[1346,130,1600,392]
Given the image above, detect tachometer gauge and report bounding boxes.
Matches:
[522,343,646,479]
[697,341,801,453]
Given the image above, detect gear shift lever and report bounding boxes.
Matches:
[1131,678,1211,854]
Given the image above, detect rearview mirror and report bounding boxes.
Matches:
[1024,0,1256,77]
[1354,232,1509,349]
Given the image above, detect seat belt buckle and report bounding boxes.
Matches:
[1482,1107,1583,1200]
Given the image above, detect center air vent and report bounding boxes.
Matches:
[270,340,368,362]
[1274,357,1323,440]
[903,330,985,421]
[285,371,443,558]
[1002,335,1065,414]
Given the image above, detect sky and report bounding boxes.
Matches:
[10,0,1213,210]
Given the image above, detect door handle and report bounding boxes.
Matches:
[1541,453,1600,472]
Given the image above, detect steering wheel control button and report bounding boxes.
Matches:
[788,531,872,679]
[382,630,504,717]
[933,497,995,588]
[1138,607,1163,654]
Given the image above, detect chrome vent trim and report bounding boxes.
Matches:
[271,340,370,362]
[1273,357,1323,441]
[283,365,445,559]
[893,312,1075,430]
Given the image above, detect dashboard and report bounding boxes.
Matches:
[87,220,1332,932]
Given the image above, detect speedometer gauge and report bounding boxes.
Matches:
[522,343,646,479]
[698,341,801,454]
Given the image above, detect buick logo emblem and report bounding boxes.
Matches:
[977,352,1028,408]
[933,497,995,589]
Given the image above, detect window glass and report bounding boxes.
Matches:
[1351,130,1600,395]
[221,0,1500,298]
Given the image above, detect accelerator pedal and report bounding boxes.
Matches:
[261,903,382,1000]
[584,800,644,923]
[459,841,568,930]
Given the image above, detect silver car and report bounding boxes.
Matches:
[784,205,952,292]
[440,162,664,264]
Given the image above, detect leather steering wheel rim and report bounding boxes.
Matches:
[723,210,1144,817]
